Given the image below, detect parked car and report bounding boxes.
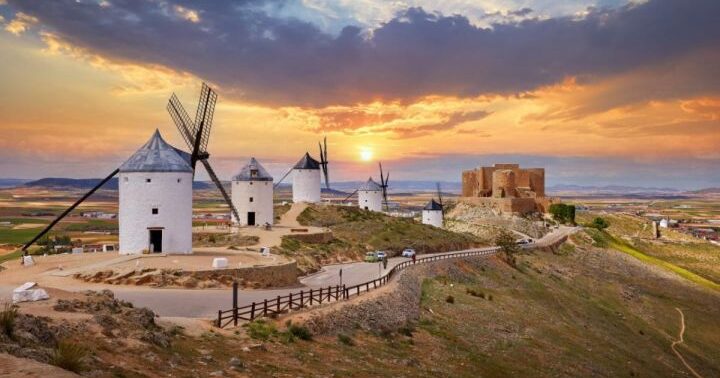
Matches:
[515,238,534,245]
[364,251,380,262]
[376,251,387,261]
[401,248,416,257]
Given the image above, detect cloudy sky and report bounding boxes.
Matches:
[0,0,718,188]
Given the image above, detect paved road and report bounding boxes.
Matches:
[1,226,576,318]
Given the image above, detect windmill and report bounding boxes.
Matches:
[318,136,330,190]
[166,82,241,223]
[379,162,390,211]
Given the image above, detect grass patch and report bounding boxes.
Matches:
[0,303,18,337]
[0,249,22,264]
[337,333,355,346]
[50,340,88,373]
[245,320,277,340]
[0,227,44,245]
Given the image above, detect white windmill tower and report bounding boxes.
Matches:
[422,184,445,228]
[291,152,321,203]
[118,129,194,254]
[357,177,383,211]
[231,157,274,226]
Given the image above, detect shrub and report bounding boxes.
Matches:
[495,230,520,267]
[50,340,88,373]
[0,302,18,337]
[488,294,494,301]
[549,204,576,225]
[398,325,415,337]
[287,324,312,341]
[590,217,610,230]
[245,320,277,340]
[445,295,455,304]
[337,333,355,346]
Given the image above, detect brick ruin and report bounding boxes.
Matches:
[461,163,553,215]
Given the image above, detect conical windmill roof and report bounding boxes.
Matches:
[359,177,382,191]
[423,199,443,211]
[119,129,193,173]
[233,157,273,181]
[293,152,320,170]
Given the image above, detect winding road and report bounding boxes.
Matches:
[1,226,576,319]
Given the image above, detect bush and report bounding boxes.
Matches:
[0,302,18,337]
[590,217,610,230]
[445,295,455,304]
[287,324,312,341]
[466,288,485,299]
[337,333,355,346]
[398,325,415,337]
[50,340,88,373]
[549,204,576,225]
[245,320,277,340]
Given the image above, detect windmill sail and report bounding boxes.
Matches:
[166,82,240,223]
[319,136,330,189]
[22,168,120,251]
[379,162,390,211]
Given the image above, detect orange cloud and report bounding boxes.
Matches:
[4,12,38,35]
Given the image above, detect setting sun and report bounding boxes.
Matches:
[360,148,373,162]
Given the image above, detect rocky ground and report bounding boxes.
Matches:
[446,202,549,240]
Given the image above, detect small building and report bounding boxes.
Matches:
[357,177,383,212]
[231,157,274,226]
[292,152,321,203]
[659,219,669,228]
[118,129,193,255]
[422,199,444,227]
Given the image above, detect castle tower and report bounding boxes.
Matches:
[422,199,444,227]
[292,152,321,203]
[492,169,517,198]
[118,130,193,255]
[231,157,274,226]
[358,177,383,212]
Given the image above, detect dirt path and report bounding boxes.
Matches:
[671,307,703,378]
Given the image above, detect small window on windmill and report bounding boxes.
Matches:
[177,178,182,183]
[250,169,259,178]
[249,197,254,203]
[152,208,158,215]
[146,178,151,183]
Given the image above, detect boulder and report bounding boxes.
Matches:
[12,282,50,304]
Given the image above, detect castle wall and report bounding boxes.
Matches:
[460,163,549,215]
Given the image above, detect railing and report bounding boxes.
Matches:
[216,246,501,328]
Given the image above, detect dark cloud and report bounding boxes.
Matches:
[6,0,720,106]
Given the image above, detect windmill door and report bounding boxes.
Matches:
[149,229,163,253]
[247,212,256,226]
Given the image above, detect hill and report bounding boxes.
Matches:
[24,177,212,190]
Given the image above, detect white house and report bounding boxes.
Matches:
[358,177,383,212]
[231,157,274,226]
[292,152,321,203]
[422,199,444,228]
[118,129,193,255]
[659,218,669,228]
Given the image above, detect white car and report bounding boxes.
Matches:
[376,251,387,261]
[401,248,416,257]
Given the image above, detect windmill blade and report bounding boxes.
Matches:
[318,137,330,189]
[200,159,240,223]
[273,167,294,189]
[436,182,444,215]
[167,93,195,151]
[342,189,358,202]
[22,168,120,251]
[194,83,217,155]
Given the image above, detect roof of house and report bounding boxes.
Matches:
[232,157,273,181]
[423,199,443,211]
[359,177,382,191]
[119,129,193,173]
[293,152,320,170]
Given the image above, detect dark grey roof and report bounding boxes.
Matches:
[119,129,193,173]
[423,199,443,211]
[293,152,320,170]
[233,157,273,181]
[359,177,382,191]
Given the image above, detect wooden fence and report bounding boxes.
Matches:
[217,247,501,328]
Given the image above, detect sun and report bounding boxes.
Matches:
[360,148,373,162]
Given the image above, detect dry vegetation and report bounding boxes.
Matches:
[278,205,484,273]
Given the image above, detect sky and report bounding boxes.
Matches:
[0,0,718,189]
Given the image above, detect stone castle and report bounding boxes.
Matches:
[461,163,552,215]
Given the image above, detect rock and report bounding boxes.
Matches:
[228,357,245,370]
[209,371,225,377]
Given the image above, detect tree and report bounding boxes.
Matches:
[495,229,520,268]
[591,217,610,230]
[549,203,576,225]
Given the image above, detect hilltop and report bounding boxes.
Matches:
[23,177,212,190]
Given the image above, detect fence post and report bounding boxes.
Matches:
[300,290,304,307]
[277,295,281,313]
[232,281,238,326]
[289,292,293,310]
[217,310,221,328]
[264,299,268,316]
[310,289,314,305]
[250,302,256,320]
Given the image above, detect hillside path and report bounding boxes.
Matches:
[671,308,703,378]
